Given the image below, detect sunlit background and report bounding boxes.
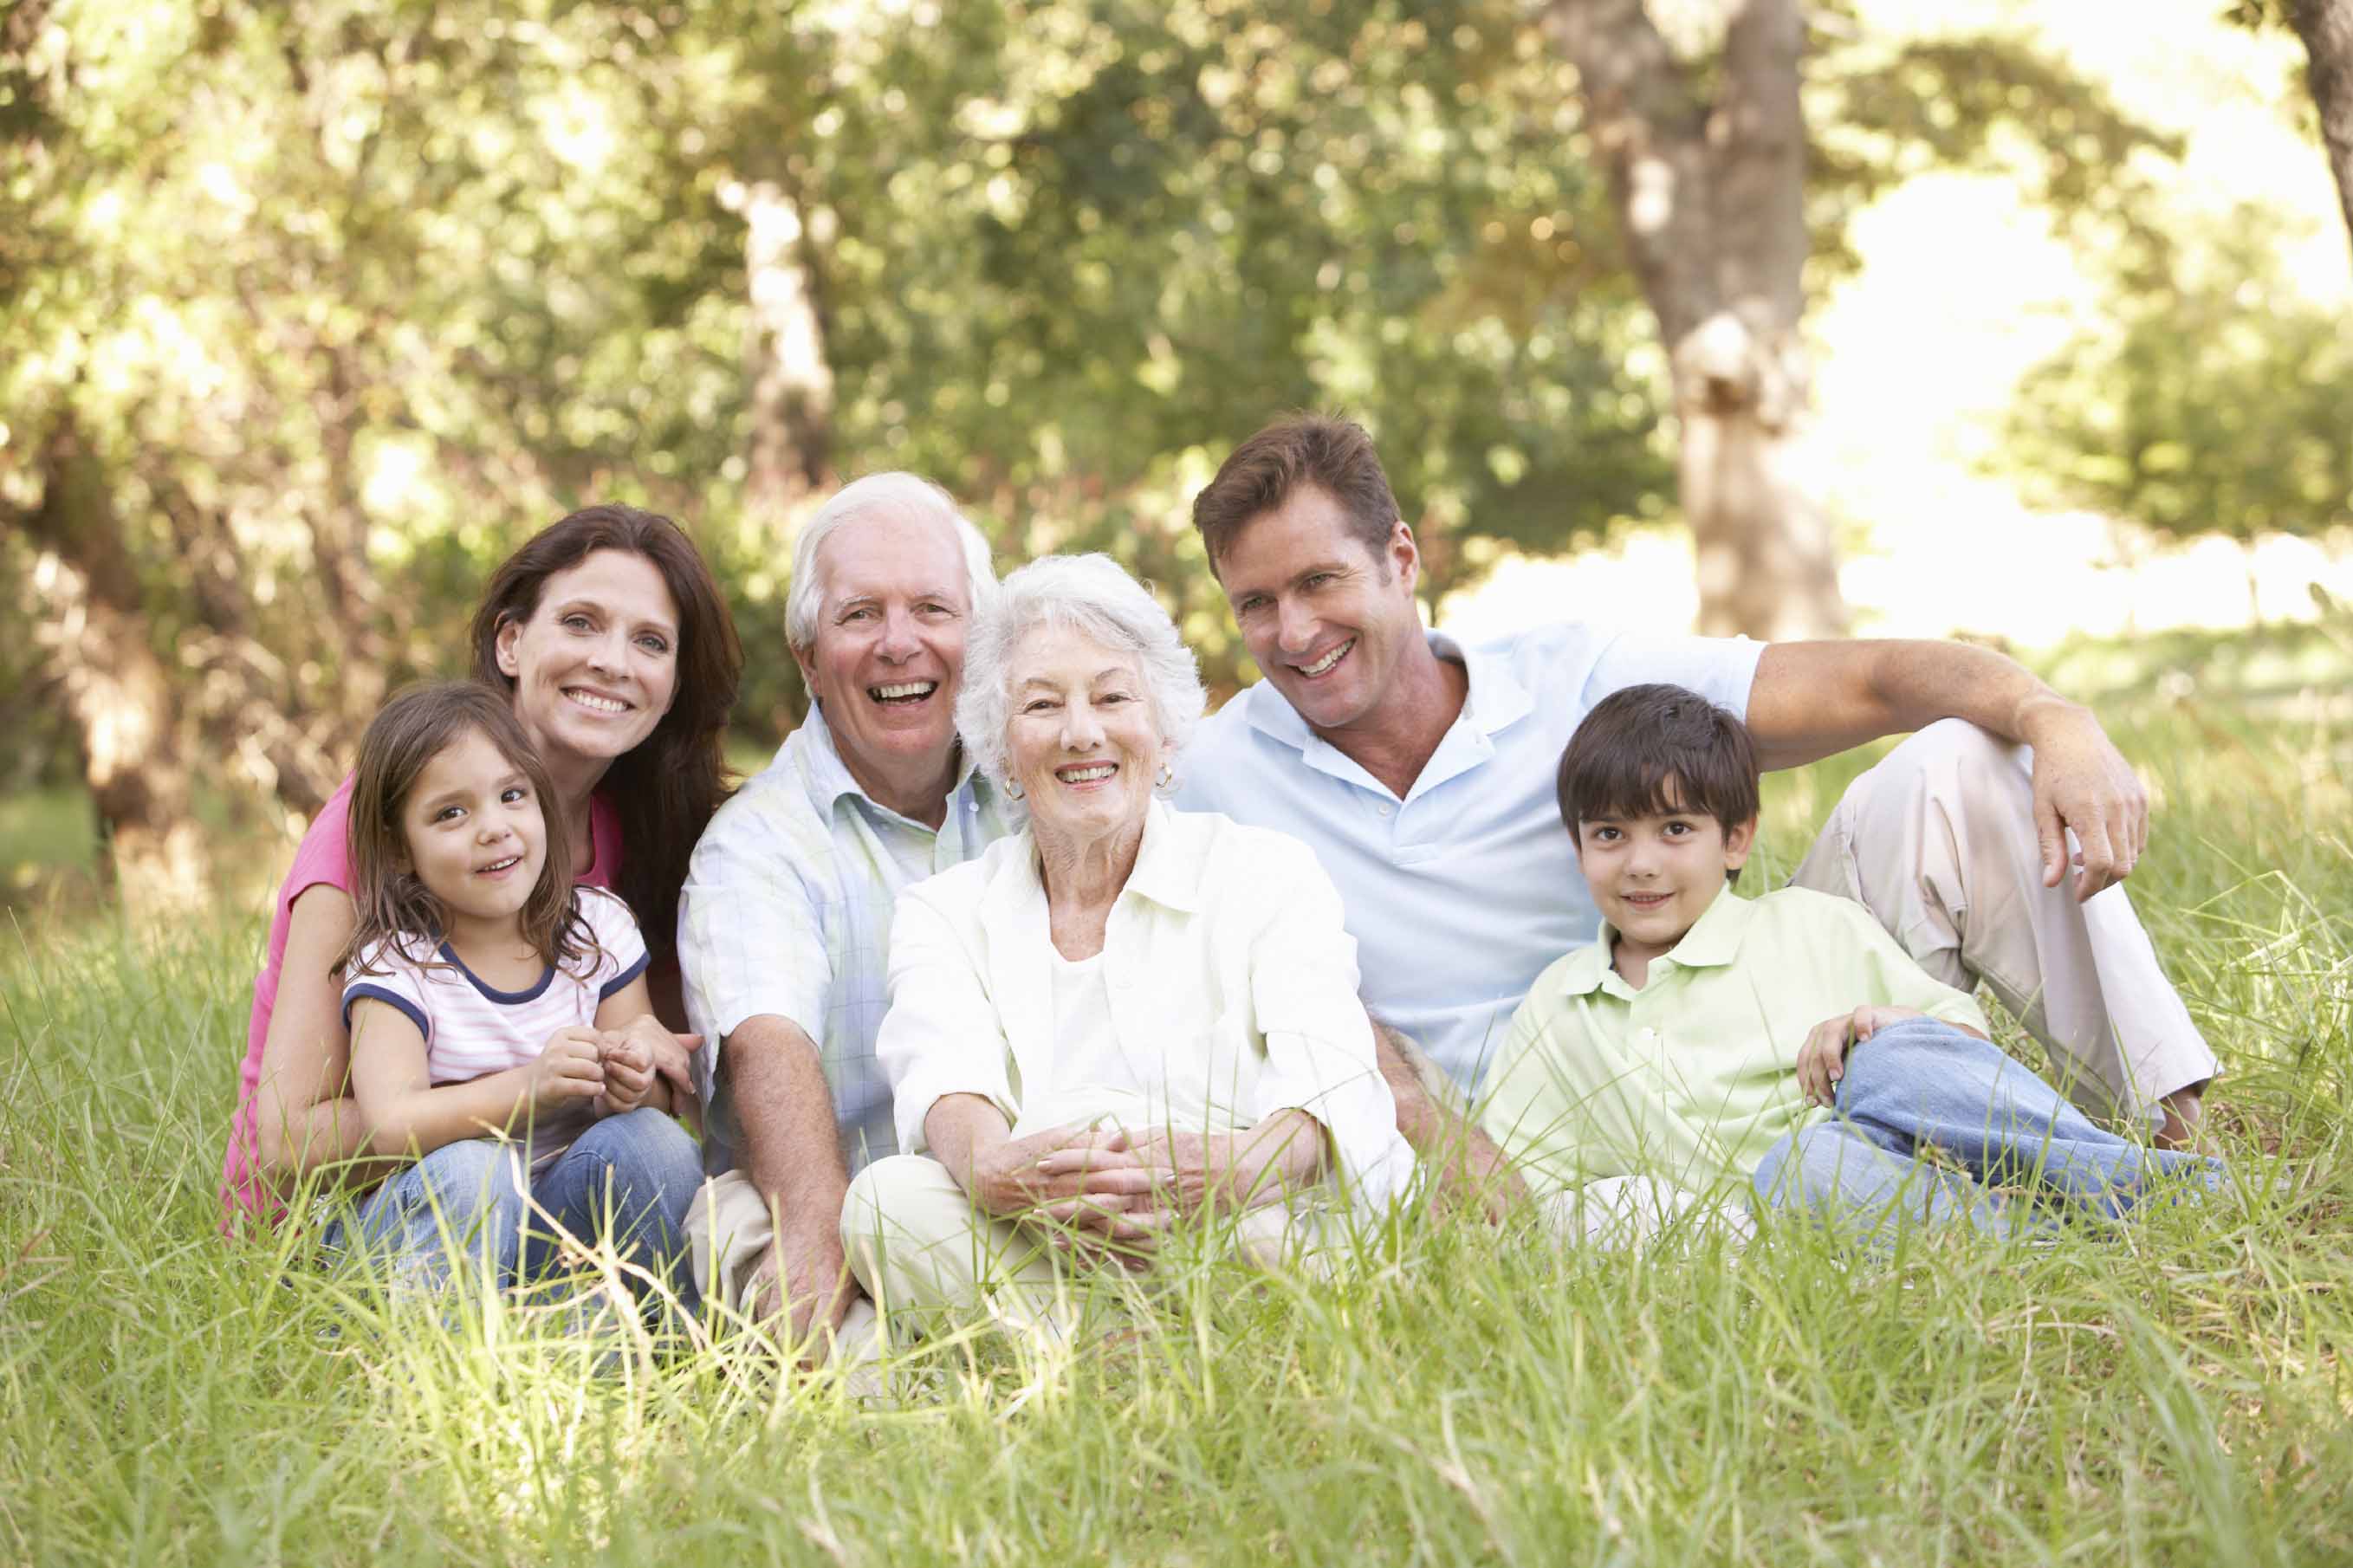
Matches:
[1448,0,2353,643]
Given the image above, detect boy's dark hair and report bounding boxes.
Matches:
[1556,684,1760,885]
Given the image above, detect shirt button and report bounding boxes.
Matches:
[1377,803,1395,818]
[1641,1027,1657,1040]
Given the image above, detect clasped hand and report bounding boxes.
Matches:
[524,1018,702,1118]
[967,1119,1306,1270]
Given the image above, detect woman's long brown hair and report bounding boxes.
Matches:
[335,683,593,979]
[468,504,741,962]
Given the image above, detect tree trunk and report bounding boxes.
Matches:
[2289,0,2353,262]
[728,178,836,523]
[1545,0,1849,638]
[1674,315,1845,638]
[22,420,211,917]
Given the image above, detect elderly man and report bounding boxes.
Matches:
[677,472,1015,1352]
[1168,414,2216,1198]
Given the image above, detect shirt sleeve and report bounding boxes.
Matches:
[874,886,1017,1156]
[676,788,834,1100]
[1241,832,1416,1208]
[340,937,431,1046]
[1581,629,1766,722]
[578,888,651,1001]
[284,775,360,907]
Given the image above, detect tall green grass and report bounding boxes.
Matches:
[3,697,2350,1566]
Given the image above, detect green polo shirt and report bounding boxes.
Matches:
[1476,884,1989,1202]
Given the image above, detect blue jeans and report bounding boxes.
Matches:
[332,1107,703,1314]
[1752,1019,2224,1239]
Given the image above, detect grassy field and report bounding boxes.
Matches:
[3,690,2350,1566]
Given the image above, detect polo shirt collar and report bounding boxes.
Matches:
[1556,886,1757,996]
[1427,630,1534,737]
[800,702,993,824]
[1238,628,1536,753]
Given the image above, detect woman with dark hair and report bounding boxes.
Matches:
[222,503,742,1230]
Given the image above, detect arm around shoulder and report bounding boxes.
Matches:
[252,884,381,1185]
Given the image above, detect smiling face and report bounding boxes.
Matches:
[1572,781,1756,969]
[1213,483,1425,739]
[794,509,974,815]
[494,548,681,774]
[1004,623,1169,855]
[399,726,549,941]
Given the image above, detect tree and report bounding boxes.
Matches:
[1540,0,2175,640]
[2244,0,2353,260]
[3,0,2179,900]
[2002,206,2353,614]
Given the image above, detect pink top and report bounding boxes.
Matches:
[219,771,625,1227]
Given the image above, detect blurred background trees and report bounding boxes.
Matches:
[2,0,2346,910]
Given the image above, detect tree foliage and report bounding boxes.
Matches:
[2003,208,2353,548]
[0,0,2190,900]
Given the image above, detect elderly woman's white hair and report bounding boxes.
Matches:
[956,554,1208,794]
[786,472,999,651]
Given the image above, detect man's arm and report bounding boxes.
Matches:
[1371,1022,1522,1220]
[723,1014,858,1349]
[1744,639,2148,900]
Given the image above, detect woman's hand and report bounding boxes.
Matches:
[525,1026,608,1113]
[969,1124,1147,1219]
[597,1029,656,1115]
[1075,1112,1328,1221]
[927,1102,1164,1267]
[595,1014,688,1115]
[1795,1005,1928,1107]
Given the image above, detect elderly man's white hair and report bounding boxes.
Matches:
[957,553,1208,794]
[785,472,999,652]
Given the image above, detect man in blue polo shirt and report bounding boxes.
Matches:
[1171,414,2218,1186]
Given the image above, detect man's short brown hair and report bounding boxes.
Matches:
[1190,412,1402,570]
[1557,684,1761,885]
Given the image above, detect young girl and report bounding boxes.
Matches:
[330,682,703,1310]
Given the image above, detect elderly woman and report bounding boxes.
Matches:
[841,554,1411,1342]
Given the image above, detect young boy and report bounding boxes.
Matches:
[1477,684,2222,1243]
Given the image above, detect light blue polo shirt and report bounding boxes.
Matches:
[1176,623,1763,1093]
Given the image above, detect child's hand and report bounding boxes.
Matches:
[597,1026,658,1115]
[525,1026,608,1113]
[595,1014,684,1116]
[1795,1005,1928,1107]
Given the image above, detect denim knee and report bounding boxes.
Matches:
[1834,1018,1990,1115]
[406,1137,528,1232]
[571,1109,703,1225]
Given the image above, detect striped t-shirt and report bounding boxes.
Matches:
[340,888,650,1165]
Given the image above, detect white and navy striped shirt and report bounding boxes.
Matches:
[342,888,650,1165]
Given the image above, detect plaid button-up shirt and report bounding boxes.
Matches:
[679,705,1014,1176]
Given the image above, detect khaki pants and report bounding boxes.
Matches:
[839,1153,1321,1348]
[687,1170,881,1366]
[1790,719,2219,1122]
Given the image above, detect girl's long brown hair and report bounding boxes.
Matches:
[335,683,593,979]
[468,504,741,962]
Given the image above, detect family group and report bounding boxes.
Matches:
[220,413,2226,1360]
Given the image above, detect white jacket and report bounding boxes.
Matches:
[876,802,1414,1210]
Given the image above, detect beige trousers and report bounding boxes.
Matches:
[840,1153,1319,1347]
[688,1170,881,1366]
[1789,718,2219,1121]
